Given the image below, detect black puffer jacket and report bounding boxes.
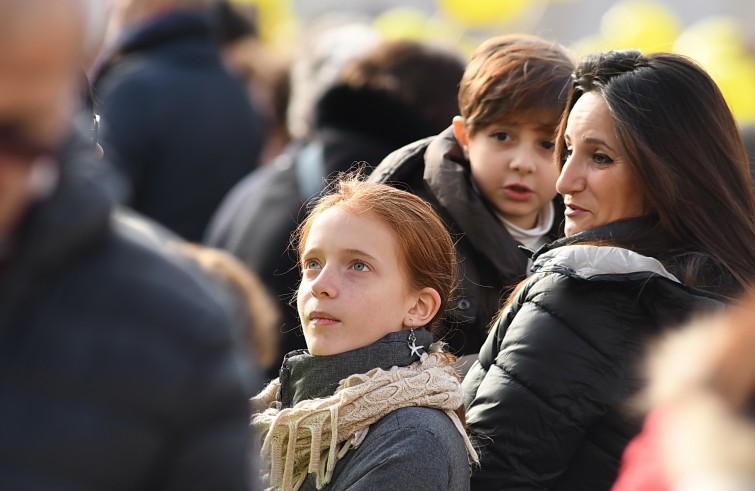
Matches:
[0,131,257,490]
[462,219,725,490]
[369,127,562,357]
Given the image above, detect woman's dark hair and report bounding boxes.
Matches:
[554,50,755,296]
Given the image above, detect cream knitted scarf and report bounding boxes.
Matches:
[250,344,478,490]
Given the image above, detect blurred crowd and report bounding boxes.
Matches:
[1,0,755,490]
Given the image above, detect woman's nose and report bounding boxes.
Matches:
[556,156,585,195]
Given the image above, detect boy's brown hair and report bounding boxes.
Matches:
[457,34,575,136]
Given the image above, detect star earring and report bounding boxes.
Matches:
[407,328,425,359]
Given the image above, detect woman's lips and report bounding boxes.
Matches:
[564,203,589,217]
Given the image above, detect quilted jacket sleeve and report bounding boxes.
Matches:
[462,273,641,490]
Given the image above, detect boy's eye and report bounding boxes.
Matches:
[351,261,370,272]
[541,141,555,151]
[491,132,510,141]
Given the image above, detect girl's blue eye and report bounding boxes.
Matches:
[304,259,321,270]
[352,261,370,272]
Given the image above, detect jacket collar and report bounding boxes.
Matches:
[531,216,679,282]
[534,215,660,257]
[278,329,433,407]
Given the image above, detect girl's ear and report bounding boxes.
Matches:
[452,116,470,160]
[403,287,441,328]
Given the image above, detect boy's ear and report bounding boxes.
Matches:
[452,116,470,160]
[403,287,441,328]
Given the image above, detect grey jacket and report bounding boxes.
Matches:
[277,330,471,490]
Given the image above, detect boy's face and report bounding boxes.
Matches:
[453,114,560,229]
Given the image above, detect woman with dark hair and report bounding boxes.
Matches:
[463,50,755,490]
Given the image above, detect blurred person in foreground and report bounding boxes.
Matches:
[206,34,466,378]
[463,50,755,490]
[92,0,266,242]
[0,2,259,489]
[613,286,755,491]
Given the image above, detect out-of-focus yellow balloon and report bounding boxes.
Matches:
[230,0,295,47]
[710,58,755,125]
[570,35,609,56]
[437,0,533,28]
[673,16,747,65]
[373,7,466,47]
[600,0,681,53]
[373,7,432,41]
[673,17,755,125]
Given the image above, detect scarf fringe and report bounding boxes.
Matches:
[252,345,477,490]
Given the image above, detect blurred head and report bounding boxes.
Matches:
[179,244,280,370]
[294,175,457,356]
[286,20,380,140]
[554,50,755,292]
[339,39,465,135]
[0,0,85,234]
[111,0,215,32]
[453,34,574,229]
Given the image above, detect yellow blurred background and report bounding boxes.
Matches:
[229,0,755,125]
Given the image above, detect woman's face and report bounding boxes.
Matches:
[297,206,417,356]
[557,92,648,237]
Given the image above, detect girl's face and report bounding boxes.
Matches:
[297,206,418,356]
[557,92,647,237]
[454,114,560,229]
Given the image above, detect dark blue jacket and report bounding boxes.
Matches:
[0,129,258,490]
[93,10,265,241]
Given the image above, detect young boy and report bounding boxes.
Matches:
[369,34,575,368]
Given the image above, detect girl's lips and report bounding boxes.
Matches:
[309,311,339,326]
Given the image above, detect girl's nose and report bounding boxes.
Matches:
[310,267,337,298]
